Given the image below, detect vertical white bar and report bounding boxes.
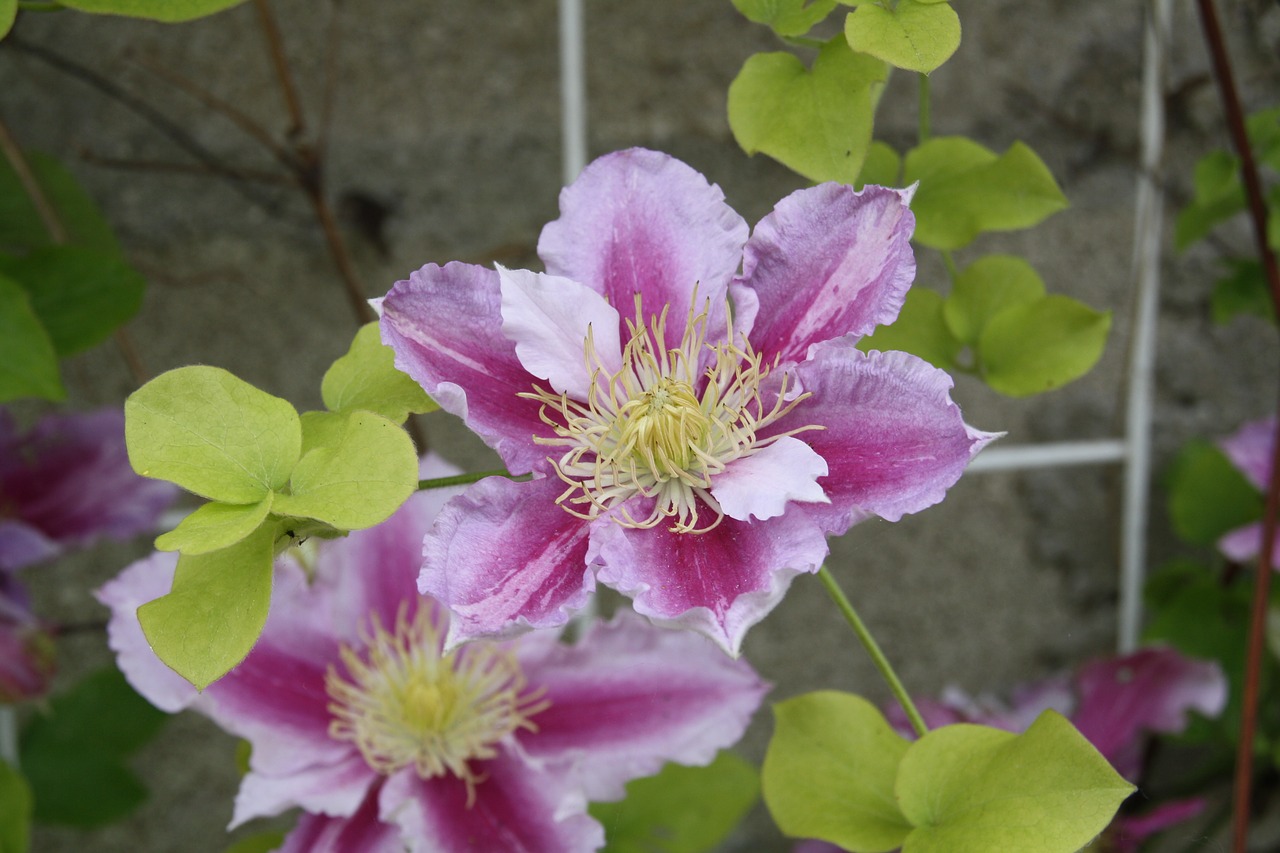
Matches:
[559,0,587,185]
[1119,0,1173,653]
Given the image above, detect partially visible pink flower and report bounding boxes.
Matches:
[1101,797,1208,853]
[1217,416,1280,568]
[0,408,177,572]
[381,148,996,655]
[0,574,54,703]
[98,456,767,852]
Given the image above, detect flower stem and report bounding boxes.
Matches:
[817,565,928,738]
[417,469,522,491]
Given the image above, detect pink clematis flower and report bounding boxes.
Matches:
[98,456,767,852]
[1217,416,1279,568]
[0,407,177,572]
[380,148,996,654]
[0,573,55,703]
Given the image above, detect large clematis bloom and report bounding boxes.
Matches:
[1217,416,1279,568]
[98,456,766,852]
[0,407,177,572]
[380,148,996,654]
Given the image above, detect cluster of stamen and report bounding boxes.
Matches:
[524,294,818,533]
[326,603,549,806]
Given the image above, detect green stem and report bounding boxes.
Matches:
[817,565,928,738]
[417,469,522,491]
[917,73,931,145]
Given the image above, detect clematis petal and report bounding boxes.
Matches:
[0,575,54,704]
[772,343,998,534]
[279,784,404,853]
[710,436,829,522]
[514,610,767,802]
[537,148,748,352]
[232,750,377,827]
[733,184,916,366]
[1107,798,1207,853]
[1219,521,1280,569]
[1219,416,1275,492]
[0,522,58,575]
[380,752,605,853]
[498,266,622,400]
[380,262,553,475]
[591,509,828,655]
[420,476,596,649]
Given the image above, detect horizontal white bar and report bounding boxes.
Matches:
[967,439,1128,473]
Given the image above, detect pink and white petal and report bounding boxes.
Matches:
[380,753,605,853]
[710,436,829,522]
[514,610,767,801]
[590,509,828,655]
[232,750,376,827]
[733,184,916,365]
[1218,521,1280,569]
[420,476,596,649]
[773,343,998,534]
[1219,416,1275,492]
[537,148,748,353]
[499,267,622,400]
[279,785,404,853]
[96,552,199,713]
[381,262,552,475]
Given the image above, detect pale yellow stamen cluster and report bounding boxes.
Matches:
[524,294,819,533]
[326,603,549,806]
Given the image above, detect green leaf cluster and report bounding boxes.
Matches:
[125,340,429,688]
[18,669,167,829]
[762,691,1134,853]
[859,255,1111,396]
[0,150,146,403]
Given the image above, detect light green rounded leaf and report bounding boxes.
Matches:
[138,523,276,690]
[0,274,63,403]
[0,0,16,42]
[125,366,302,504]
[729,38,888,184]
[904,138,1068,250]
[763,691,912,852]
[858,287,961,370]
[322,322,437,423]
[54,0,248,22]
[857,141,901,189]
[978,295,1110,396]
[271,411,417,530]
[0,246,144,356]
[154,495,274,555]
[844,0,960,74]
[0,151,120,256]
[943,255,1046,346]
[731,0,837,36]
[0,759,30,853]
[896,712,1134,853]
[590,751,759,853]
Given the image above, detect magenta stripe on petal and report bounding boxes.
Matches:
[381,752,604,853]
[591,509,827,655]
[733,184,916,366]
[537,148,748,354]
[420,476,596,648]
[381,262,552,475]
[775,343,997,533]
[516,610,767,801]
[280,783,404,853]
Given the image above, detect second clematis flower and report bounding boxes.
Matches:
[381,148,996,654]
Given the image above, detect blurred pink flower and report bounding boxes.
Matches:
[0,574,54,703]
[1217,416,1278,568]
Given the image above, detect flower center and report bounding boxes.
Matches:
[525,294,818,533]
[326,603,548,803]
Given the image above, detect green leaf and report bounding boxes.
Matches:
[19,668,167,828]
[591,752,759,853]
[321,322,438,423]
[125,365,302,504]
[0,760,30,853]
[943,255,1045,346]
[224,832,286,853]
[1248,107,1280,171]
[1212,260,1275,325]
[1174,150,1244,250]
[154,495,274,555]
[857,141,901,189]
[0,151,120,256]
[137,523,276,690]
[844,0,960,74]
[0,246,144,356]
[729,37,888,184]
[1165,439,1263,547]
[53,0,249,22]
[904,138,1069,250]
[762,691,912,852]
[858,287,961,370]
[271,411,417,530]
[977,295,1110,396]
[0,0,15,41]
[896,711,1133,852]
[0,274,63,403]
[731,0,837,36]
